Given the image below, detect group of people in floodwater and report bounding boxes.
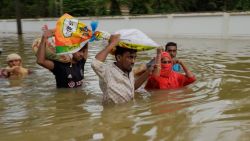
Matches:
[0,26,196,104]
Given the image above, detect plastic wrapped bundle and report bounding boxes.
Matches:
[92,29,159,54]
[54,13,92,55]
[32,36,71,63]
[32,13,93,62]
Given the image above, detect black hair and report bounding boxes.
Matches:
[114,46,137,60]
[165,42,177,51]
[79,42,88,52]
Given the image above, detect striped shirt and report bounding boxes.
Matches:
[91,58,135,104]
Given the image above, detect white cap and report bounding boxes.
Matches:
[6,53,21,62]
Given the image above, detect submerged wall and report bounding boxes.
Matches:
[0,12,250,39]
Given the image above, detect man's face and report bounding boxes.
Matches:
[8,59,21,67]
[166,46,177,58]
[117,52,137,72]
[72,47,87,61]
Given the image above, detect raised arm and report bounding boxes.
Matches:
[177,60,195,78]
[36,25,54,70]
[151,48,162,76]
[95,34,120,62]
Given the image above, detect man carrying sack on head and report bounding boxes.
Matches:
[36,14,91,88]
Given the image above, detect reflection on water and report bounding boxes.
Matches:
[0,34,250,141]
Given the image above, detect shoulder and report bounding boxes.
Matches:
[53,60,67,67]
[51,60,67,72]
[172,71,185,79]
[79,58,86,64]
[91,58,106,68]
[173,64,181,72]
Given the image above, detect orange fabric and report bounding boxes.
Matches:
[161,51,171,59]
[145,72,196,89]
[54,13,92,54]
[55,13,92,46]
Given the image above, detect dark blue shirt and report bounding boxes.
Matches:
[51,59,85,88]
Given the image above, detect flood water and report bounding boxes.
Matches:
[0,33,250,141]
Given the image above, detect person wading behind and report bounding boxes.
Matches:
[0,53,30,78]
[165,42,181,72]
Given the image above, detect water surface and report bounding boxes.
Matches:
[0,34,250,141]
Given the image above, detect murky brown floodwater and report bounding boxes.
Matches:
[0,33,250,141]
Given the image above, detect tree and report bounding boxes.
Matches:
[128,0,152,15]
[1,0,250,19]
[63,0,96,16]
[0,0,15,18]
[96,0,108,16]
[110,0,121,15]
[234,0,250,11]
[151,0,180,13]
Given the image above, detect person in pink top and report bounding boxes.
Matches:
[145,49,196,90]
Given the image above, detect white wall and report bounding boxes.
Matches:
[0,12,250,39]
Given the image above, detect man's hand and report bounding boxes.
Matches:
[12,66,21,74]
[42,25,53,38]
[36,25,55,70]
[6,66,21,74]
[108,34,120,48]
[95,34,120,62]
[156,48,162,56]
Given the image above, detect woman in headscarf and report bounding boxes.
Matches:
[145,48,196,90]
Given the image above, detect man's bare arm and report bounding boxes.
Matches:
[95,34,120,62]
[36,25,54,70]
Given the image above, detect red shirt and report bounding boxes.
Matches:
[145,72,196,90]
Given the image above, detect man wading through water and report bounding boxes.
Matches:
[37,25,88,88]
[91,34,150,104]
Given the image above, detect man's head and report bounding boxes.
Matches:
[165,42,177,58]
[115,46,137,73]
[72,43,88,62]
[6,53,22,67]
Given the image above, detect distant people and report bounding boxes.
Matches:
[0,53,30,78]
[91,34,150,104]
[145,49,196,90]
[36,25,88,88]
[165,42,181,72]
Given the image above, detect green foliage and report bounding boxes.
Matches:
[1,0,250,19]
[0,0,15,18]
[128,0,152,15]
[110,0,121,15]
[63,0,96,16]
[235,0,250,11]
[151,0,180,13]
[96,0,108,16]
